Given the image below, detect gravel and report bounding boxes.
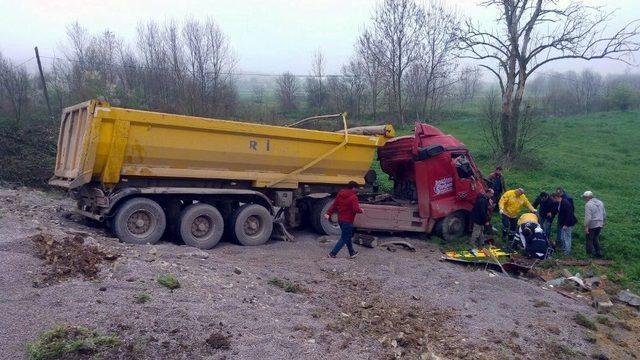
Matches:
[0,186,602,359]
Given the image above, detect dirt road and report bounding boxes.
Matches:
[0,186,624,359]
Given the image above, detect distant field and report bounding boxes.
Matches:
[375,111,640,288]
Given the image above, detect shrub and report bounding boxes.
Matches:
[574,313,597,330]
[133,292,151,303]
[607,84,638,111]
[26,324,118,360]
[157,274,180,290]
[268,276,303,293]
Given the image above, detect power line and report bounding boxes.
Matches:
[10,56,35,69]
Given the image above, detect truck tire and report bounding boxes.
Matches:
[437,211,468,242]
[231,204,273,246]
[311,197,341,235]
[113,197,166,245]
[179,203,224,249]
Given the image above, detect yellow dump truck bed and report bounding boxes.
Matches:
[50,100,394,190]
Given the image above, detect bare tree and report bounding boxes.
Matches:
[359,0,425,125]
[252,83,265,105]
[577,69,603,112]
[356,41,383,121]
[418,0,460,115]
[459,0,640,161]
[180,18,236,116]
[305,49,327,112]
[277,72,299,112]
[457,65,482,106]
[342,59,367,120]
[0,53,32,126]
[164,20,185,111]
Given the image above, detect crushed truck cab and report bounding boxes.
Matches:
[352,123,486,240]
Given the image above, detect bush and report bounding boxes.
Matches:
[574,313,597,330]
[133,292,151,303]
[0,120,58,187]
[268,276,303,293]
[607,84,638,111]
[26,324,118,360]
[157,274,180,290]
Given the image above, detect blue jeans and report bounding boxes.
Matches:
[560,226,573,255]
[540,217,553,238]
[501,214,517,240]
[330,222,355,256]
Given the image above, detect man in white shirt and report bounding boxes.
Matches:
[583,191,606,258]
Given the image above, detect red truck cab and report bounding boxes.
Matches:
[353,122,486,240]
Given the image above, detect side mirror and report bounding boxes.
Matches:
[415,144,444,161]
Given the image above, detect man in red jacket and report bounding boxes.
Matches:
[326,181,363,258]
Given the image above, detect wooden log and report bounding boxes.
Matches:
[335,125,391,137]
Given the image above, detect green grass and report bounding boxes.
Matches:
[574,313,597,330]
[374,110,640,289]
[157,274,180,290]
[133,292,152,304]
[268,276,304,293]
[26,324,118,360]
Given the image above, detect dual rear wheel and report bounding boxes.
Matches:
[113,197,273,249]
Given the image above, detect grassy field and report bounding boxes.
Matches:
[375,111,640,288]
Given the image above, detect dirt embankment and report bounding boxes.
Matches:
[1,186,638,359]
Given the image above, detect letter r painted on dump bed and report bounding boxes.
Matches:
[249,139,270,151]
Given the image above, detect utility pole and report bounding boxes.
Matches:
[34,46,52,118]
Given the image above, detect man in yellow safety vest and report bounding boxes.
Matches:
[499,188,536,241]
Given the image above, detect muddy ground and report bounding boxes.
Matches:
[1,186,638,359]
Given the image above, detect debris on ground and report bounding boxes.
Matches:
[617,290,640,307]
[591,289,614,311]
[206,332,231,350]
[353,233,378,248]
[379,240,416,252]
[26,324,119,360]
[323,275,466,359]
[30,233,119,286]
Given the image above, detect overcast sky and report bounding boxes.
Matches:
[1,0,639,76]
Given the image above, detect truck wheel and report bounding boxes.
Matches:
[231,204,273,246]
[311,198,341,235]
[113,197,166,245]
[179,203,224,249]
[437,211,468,241]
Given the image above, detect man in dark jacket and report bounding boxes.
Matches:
[326,181,363,258]
[469,189,494,248]
[487,166,505,209]
[532,192,557,239]
[554,187,574,241]
[553,193,577,255]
